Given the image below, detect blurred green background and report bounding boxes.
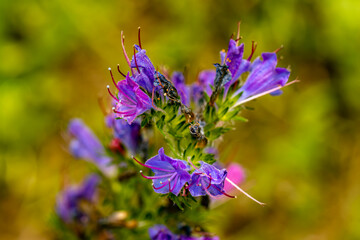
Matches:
[1,0,360,239]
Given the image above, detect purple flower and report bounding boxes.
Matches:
[171,71,190,106]
[191,70,215,103]
[233,52,290,101]
[105,114,142,155]
[130,44,156,93]
[188,161,232,198]
[113,73,153,124]
[68,119,116,176]
[134,148,191,196]
[56,174,100,224]
[221,40,250,86]
[149,225,177,240]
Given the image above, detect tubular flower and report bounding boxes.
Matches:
[56,174,100,224]
[130,44,156,93]
[113,73,152,124]
[105,114,142,155]
[171,71,190,106]
[134,148,191,196]
[188,161,234,198]
[221,39,250,89]
[233,52,290,101]
[191,70,215,104]
[68,119,116,176]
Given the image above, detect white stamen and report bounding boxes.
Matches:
[225,177,266,206]
[112,107,115,110]
[107,85,110,88]
[108,67,111,71]
[139,170,142,173]
[232,80,299,109]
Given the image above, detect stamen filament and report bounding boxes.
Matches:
[247,41,257,61]
[117,64,126,77]
[153,182,168,190]
[121,31,134,76]
[232,80,299,108]
[132,156,173,172]
[225,178,265,205]
[236,21,241,47]
[170,175,178,192]
[108,68,121,91]
[133,46,140,74]
[138,27,142,49]
[139,171,173,180]
[202,179,222,199]
[107,85,119,101]
[274,45,284,54]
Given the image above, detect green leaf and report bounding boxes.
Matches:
[156,115,166,129]
[207,127,232,140]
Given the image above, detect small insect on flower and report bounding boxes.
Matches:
[189,123,208,148]
[154,71,181,103]
[209,63,232,106]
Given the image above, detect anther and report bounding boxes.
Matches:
[137,27,142,49]
[274,45,284,54]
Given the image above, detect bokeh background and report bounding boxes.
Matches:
[1,0,360,239]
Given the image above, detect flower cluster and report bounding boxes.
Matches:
[134,148,235,198]
[55,25,296,239]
